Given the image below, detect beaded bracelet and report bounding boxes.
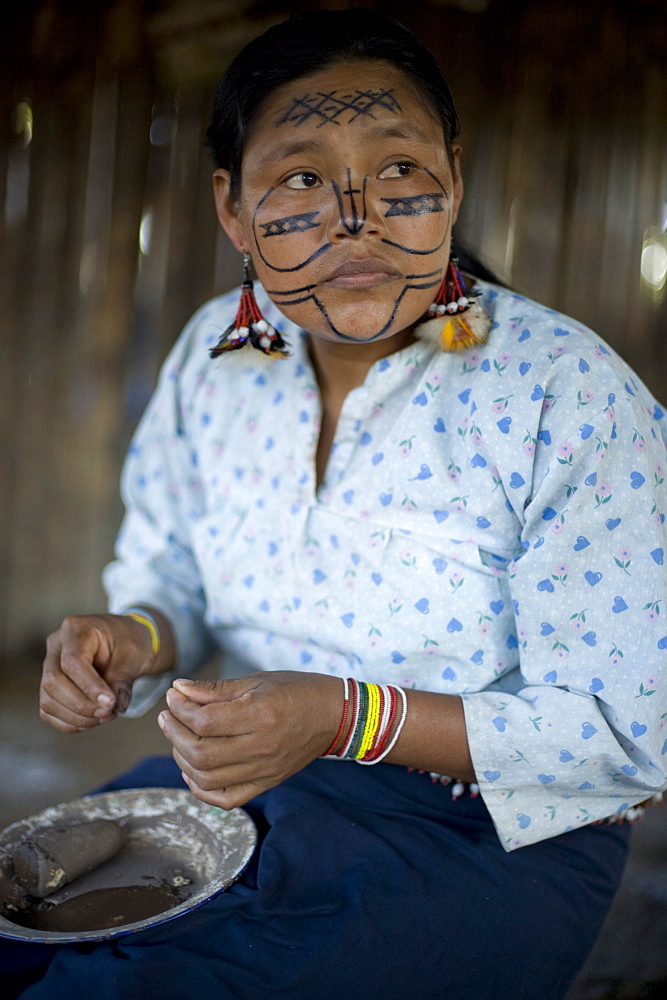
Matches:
[320,677,350,757]
[123,607,161,656]
[357,685,407,765]
[320,679,408,765]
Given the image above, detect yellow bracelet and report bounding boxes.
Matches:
[124,610,160,656]
[357,682,380,758]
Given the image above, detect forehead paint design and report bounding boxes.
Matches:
[267,268,444,342]
[276,89,402,128]
[260,212,321,238]
[381,193,444,217]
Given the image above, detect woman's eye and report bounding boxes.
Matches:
[379,162,414,179]
[284,172,321,190]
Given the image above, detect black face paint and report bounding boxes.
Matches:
[380,169,450,256]
[312,276,442,342]
[259,212,321,238]
[275,89,402,128]
[381,193,444,217]
[267,269,443,339]
[331,170,368,235]
[252,188,333,272]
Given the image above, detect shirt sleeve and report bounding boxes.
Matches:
[463,367,667,849]
[102,313,219,716]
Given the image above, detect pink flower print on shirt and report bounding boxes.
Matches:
[552,562,569,586]
[447,461,461,483]
[644,600,662,623]
[570,611,586,633]
[478,610,493,636]
[594,482,612,508]
[632,429,646,453]
[494,353,511,375]
[608,644,624,667]
[614,547,632,575]
[493,658,507,676]
[451,497,468,513]
[399,436,415,458]
[548,345,568,363]
[557,442,574,465]
[492,395,513,413]
[577,389,594,408]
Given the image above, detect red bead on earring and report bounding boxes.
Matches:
[209,253,290,360]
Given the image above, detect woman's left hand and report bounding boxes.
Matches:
[158,671,343,808]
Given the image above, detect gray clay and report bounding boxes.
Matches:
[12,819,125,897]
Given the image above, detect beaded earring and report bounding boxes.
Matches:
[209,252,290,361]
[414,255,491,353]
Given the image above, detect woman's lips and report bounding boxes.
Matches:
[322,258,402,289]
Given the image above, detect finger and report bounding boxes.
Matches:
[40,689,114,729]
[180,771,262,811]
[158,710,248,773]
[165,687,252,738]
[170,745,255,792]
[38,706,101,734]
[158,709,205,755]
[40,662,116,722]
[55,620,118,708]
[159,711,260,787]
[172,675,261,706]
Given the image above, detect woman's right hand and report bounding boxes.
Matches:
[40,612,172,733]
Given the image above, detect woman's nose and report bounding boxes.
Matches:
[328,170,382,240]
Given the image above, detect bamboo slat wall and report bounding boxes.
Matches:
[1,0,666,664]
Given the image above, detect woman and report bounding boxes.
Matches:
[5,9,666,999]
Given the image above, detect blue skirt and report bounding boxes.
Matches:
[2,756,630,1000]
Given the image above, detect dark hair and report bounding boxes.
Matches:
[206,8,460,199]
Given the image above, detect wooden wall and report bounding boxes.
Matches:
[1,0,666,664]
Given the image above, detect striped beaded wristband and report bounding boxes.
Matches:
[357,685,407,765]
[320,679,408,765]
[320,677,350,758]
[123,608,161,656]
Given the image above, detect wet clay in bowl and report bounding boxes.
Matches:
[0,788,257,943]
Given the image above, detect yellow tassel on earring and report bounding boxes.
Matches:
[416,302,491,353]
[414,256,491,353]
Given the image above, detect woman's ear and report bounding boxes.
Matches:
[212,169,249,252]
[450,145,464,228]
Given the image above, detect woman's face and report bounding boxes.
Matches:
[214,60,463,346]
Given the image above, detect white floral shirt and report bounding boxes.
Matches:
[104,280,667,850]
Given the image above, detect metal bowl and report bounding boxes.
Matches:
[0,787,257,943]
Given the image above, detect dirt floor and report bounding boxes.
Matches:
[1,661,666,997]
